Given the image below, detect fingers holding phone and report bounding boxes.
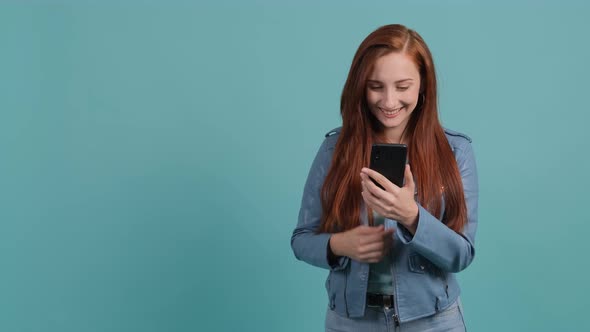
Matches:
[361,163,419,232]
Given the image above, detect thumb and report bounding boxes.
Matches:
[404,164,415,190]
[383,228,395,236]
[357,224,382,234]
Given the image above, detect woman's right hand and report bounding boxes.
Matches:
[329,225,394,263]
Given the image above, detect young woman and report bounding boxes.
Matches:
[291,24,478,331]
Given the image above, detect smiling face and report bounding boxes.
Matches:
[366,52,422,143]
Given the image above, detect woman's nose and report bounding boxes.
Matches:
[382,89,398,108]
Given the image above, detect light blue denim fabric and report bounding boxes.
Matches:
[291,127,479,322]
[325,297,466,332]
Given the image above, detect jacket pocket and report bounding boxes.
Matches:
[408,253,429,274]
[408,253,442,277]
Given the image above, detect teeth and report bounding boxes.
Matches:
[381,107,402,115]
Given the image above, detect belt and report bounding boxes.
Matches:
[366,293,395,309]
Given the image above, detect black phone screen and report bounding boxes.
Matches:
[369,144,408,189]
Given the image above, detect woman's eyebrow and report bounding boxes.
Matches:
[367,78,414,84]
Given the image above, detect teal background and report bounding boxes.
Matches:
[1,1,589,331]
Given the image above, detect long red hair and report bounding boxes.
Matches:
[318,24,467,234]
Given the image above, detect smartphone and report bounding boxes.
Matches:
[369,144,408,189]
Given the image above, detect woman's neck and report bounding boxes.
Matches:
[383,128,406,145]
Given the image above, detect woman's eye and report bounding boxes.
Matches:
[369,86,382,90]
[397,86,409,91]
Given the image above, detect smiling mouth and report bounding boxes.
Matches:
[379,107,404,116]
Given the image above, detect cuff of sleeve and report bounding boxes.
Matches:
[396,205,429,245]
[326,234,350,271]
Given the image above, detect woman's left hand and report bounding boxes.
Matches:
[360,164,419,234]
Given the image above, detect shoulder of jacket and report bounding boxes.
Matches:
[324,127,342,138]
[444,127,472,143]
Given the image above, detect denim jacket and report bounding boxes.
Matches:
[291,127,479,323]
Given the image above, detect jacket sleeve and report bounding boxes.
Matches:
[396,140,479,273]
[290,137,350,271]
